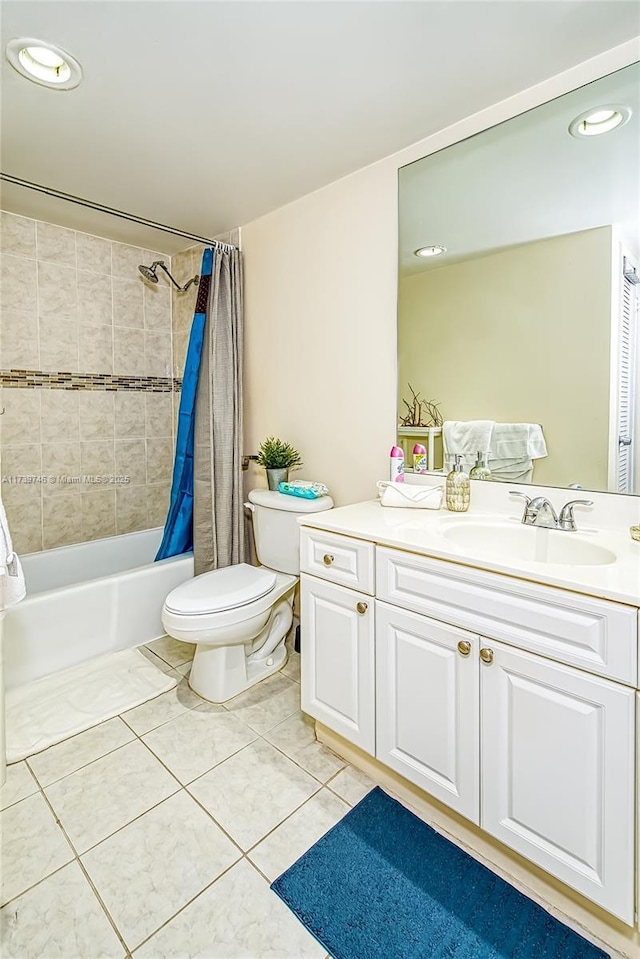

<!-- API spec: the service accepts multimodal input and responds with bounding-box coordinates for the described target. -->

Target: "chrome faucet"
[510,492,593,532]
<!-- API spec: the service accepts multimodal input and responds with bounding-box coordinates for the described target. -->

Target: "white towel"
[444,421,547,474]
[443,421,495,459]
[0,494,26,611]
[377,482,443,509]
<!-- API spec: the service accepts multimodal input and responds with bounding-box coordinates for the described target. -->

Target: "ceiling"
[1,1,639,253]
[399,61,640,276]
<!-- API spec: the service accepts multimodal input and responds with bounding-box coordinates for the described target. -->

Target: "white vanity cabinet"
[299,524,639,925]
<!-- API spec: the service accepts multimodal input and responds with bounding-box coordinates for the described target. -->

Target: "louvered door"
[616,254,638,492]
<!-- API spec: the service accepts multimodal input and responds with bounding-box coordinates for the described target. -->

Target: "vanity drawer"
[376,547,637,685]
[300,529,375,594]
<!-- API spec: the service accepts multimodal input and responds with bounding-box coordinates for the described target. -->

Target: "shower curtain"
[156,245,245,570]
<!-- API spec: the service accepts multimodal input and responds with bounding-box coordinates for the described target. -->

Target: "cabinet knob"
[457,640,471,657]
[323,553,335,566]
[479,647,494,665]
[356,601,368,615]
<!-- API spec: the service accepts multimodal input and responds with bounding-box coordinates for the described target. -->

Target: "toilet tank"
[247,489,333,574]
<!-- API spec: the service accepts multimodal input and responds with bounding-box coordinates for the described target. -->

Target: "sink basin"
[441,522,617,567]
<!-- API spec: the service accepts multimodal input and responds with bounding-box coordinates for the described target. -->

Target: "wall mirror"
[397,61,639,495]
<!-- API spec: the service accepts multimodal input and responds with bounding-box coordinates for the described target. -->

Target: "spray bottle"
[412,443,427,473]
[389,446,405,483]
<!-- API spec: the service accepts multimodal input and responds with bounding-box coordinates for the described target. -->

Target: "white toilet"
[161,488,333,702]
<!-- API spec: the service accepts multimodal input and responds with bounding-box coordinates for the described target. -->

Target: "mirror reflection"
[398,62,639,494]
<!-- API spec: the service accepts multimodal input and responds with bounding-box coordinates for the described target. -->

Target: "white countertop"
[299,499,640,606]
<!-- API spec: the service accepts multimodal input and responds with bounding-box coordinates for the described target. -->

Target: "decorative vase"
[266,467,288,490]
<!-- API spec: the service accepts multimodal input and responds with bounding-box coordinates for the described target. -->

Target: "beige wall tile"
[42,490,83,548]
[146,438,173,484]
[79,391,115,442]
[80,441,116,478]
[2,482,43,553]
[1,388,41,446]
[39,314,79,372]
[112,243,148,279]
[144,284,171,331]
[144,331,171,377]
[37,262,77,319]
[40,391,80,444]
[115,438,146,486]
[172,332,189,377]
[36,222,76,267]
[81,489,116,541]
[114,327,145,375]
[114,391,146,438]
[145,393,173,437]
[113,278,144,329]
[147,483,169,529]
[41,443,81,495]
[0,213,36,259]
[116,485,147,534]
[0,254,37,313]
[79,325,113,374]
[77,272,113,326]
[1,311,39,369]
[1,443,42,479]
[76,233,111,275]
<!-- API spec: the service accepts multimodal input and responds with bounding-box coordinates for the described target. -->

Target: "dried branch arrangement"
[399,383,443,428]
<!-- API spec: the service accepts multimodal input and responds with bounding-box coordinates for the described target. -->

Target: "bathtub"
[3,528,194,690]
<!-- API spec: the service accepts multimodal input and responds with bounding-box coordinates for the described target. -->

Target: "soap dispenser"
[446,454,470,512]
[469,451,493,481]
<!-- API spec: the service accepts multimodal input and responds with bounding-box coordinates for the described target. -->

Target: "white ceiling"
[399,61,640,276]
[1,1,639,253]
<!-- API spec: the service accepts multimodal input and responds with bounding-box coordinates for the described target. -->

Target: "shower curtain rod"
[0,173,237,250]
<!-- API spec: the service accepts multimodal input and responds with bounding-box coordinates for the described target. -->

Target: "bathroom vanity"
[298,489,640,933]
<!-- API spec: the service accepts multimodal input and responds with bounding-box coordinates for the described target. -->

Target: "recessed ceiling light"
[569,105,631,138]
[414,245,447,258]
[5,37,82,90]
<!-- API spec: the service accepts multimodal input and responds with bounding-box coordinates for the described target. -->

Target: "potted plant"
[256,436,303,490]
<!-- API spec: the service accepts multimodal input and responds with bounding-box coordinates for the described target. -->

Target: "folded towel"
[443,420,495,458]
[491,423,547,460]
[0,494,26,611]
[377,481,443,509]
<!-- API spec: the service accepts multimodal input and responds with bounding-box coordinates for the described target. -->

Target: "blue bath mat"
[271,787,608,959]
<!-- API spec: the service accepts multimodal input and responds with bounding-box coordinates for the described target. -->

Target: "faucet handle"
[509,490,531,505]
[558,499,593,531]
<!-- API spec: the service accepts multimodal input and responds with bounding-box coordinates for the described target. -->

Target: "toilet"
[161,488,333,702]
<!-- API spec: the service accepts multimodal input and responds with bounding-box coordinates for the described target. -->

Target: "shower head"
[138,260,199,293]
[138,263,160,283]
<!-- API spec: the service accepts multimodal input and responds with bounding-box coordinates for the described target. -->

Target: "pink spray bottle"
[389,446,405,482]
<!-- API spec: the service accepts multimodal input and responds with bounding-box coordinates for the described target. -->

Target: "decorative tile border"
[0,370,182,393]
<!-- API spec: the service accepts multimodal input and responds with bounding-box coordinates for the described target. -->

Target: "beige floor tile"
[142,704,257,785]
[1,793,74,905]
[188,739,320,850]
[138,645,175,673]
[328,765,375,806]
[120,677,203,735]
[223,673,301,734]
[282,650,301,683]
[249,788,349,882]
[134,859,325,958]
[45,740,179,853]
[146,635,194,668]
[82,791,240,951]
[0,761,38,811]
[265,712,347,783]
[0,861,124,959]
[28,717,135,788]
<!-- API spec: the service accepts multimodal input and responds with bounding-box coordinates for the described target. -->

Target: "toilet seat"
[164,563,277,616]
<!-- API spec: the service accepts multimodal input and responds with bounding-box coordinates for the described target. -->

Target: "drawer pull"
[457,640,471,657]
[323,553,335,566]
[356,601,368,615]
[480,647,494,665]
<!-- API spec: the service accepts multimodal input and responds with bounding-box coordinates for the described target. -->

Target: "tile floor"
[0,636,375,959]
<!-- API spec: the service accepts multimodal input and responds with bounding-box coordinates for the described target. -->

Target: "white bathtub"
[3,528,194,690]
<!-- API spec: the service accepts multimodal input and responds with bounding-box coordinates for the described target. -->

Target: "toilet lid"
[164,564,277,615]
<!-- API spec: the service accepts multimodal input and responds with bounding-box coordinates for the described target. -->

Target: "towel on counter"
[377,481,443,509]
[0,493,26,611]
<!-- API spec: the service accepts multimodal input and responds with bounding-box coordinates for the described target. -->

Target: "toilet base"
[189,640,288,703]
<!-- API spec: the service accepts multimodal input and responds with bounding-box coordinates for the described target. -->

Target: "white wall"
[241,39,639,505]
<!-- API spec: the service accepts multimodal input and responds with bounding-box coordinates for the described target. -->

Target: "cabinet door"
[300,575,375,754]
[376,602,479,823]
[481,640,635,923]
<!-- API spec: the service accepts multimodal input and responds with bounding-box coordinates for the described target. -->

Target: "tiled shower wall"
[0,211,176,553]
